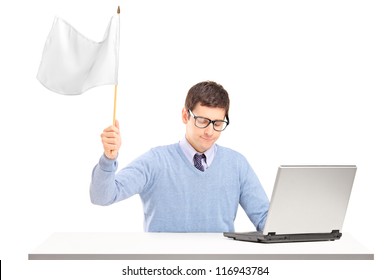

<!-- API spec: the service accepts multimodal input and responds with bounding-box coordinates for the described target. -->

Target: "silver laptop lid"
[263,165,356,235]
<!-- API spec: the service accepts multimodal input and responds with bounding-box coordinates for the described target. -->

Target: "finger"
[102,136,119,148]
[101,134,120,145]
[101,131,119,139]
[107,120,120,132]
[103,126,119,134]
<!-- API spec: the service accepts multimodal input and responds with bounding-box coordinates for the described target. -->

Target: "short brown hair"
[185,81,230,119]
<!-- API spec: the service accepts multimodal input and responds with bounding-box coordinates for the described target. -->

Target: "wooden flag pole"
[112,6,120,126]
[113,84,118,125]
[109,6,120,157]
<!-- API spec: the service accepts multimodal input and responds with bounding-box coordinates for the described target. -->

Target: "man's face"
[182,104,226,153]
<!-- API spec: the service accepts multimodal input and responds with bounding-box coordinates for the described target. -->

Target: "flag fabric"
[37,14,120,95]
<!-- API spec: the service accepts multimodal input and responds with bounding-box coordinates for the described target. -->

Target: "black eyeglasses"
[188,110,229,132]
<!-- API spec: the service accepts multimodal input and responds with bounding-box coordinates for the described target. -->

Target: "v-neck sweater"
[90,143,269,232]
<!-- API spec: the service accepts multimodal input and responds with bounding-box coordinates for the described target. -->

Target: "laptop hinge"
[331,230,342,238]
[268,230,340,235]
[265,230,342,239]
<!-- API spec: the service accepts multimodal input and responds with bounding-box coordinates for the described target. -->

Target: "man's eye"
[197,118,209,125]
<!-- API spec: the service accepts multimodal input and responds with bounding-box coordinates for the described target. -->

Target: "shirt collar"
[179,136,217,167]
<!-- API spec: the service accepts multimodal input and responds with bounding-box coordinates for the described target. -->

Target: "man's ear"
[182,107,189,124]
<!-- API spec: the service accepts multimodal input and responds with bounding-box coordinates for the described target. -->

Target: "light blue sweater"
[90,143,269,232]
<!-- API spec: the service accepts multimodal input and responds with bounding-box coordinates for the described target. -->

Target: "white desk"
[28,232,374,260]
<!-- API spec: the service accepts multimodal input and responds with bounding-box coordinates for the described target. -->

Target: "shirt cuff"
[98,154,118,172]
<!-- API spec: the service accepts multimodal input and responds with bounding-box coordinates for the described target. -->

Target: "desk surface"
[28,232,374,260]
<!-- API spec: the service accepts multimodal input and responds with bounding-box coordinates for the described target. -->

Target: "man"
[90,81,269,232]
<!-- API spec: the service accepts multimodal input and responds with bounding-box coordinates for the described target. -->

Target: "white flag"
[37,14,120,95]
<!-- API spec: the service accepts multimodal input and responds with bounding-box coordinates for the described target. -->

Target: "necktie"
[193,153,206,172]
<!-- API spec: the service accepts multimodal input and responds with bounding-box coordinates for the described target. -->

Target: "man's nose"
[204,124,214,136]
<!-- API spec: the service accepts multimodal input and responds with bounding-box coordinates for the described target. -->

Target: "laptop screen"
[263,165,356,235]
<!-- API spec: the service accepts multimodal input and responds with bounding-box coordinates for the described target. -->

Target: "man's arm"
[90,155,119,205]
[90,120,122,205]
[239,159,269,231]
[90,121,152,205]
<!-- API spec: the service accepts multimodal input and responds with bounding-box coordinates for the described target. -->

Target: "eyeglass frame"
[187,109,230,132]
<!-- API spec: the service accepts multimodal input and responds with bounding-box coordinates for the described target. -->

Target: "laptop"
[224,165,356,243]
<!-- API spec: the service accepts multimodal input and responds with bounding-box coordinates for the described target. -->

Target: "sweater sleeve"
[238,157,270,231]
[90,151,156,206]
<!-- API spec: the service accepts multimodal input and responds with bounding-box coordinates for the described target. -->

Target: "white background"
[0,0,389,279]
